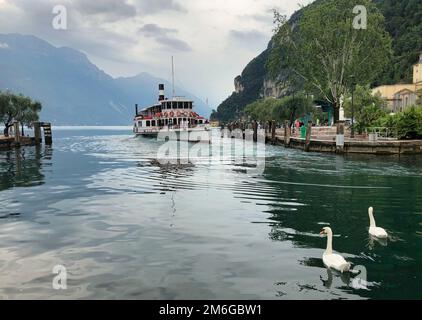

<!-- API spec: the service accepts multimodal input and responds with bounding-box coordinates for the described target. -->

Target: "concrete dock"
[224,122,422,155]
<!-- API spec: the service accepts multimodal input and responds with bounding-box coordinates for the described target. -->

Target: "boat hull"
[134,128,211,143]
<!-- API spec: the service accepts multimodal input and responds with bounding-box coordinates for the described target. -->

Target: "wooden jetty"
[0,121,52,150]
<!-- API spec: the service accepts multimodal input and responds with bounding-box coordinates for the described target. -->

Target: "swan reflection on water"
[320,265,380,291]
[320,267,352,289]
[367,235,389,250]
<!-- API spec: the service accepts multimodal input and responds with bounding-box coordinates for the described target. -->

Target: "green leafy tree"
[355,104,387,134]
[245,98,277,123]
[343,84,387,132]
[0,91,42,136]
[210,109,218,121]
[272,95,314,125]
[270,0,392,123]
[373,106,422,140]
[394,106,422,140]
[245,95,314,125]
[0,91,18,137]
[19,100,42,136]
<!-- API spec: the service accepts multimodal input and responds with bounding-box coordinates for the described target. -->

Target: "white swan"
[368,207,388,239]
[320,227,351,273]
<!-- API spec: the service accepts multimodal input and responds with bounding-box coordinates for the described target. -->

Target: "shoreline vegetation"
[212,0,422,149]
[241,90,422,141]
[0,91,43,150]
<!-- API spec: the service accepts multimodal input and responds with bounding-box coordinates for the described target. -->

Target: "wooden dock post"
[336,121,345,154]
[42,122,53,145]
[305,121,312,152]
[253,121,258,142]
[271,120,276,145]
[13,121,21,145]
[284,120,291,147]
[34,122,42,144]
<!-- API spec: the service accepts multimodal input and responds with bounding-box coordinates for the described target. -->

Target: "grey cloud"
[249,13,273,24]
[73,0,137,21]
[159,37,191,52]
[138,23,177,37]
[134,0,187,15]
[228,29,269,52]
[0,0,137,64]
[229,29,267,43]
[238,11,274,25]
[138,23,192,52]
[9,0,137,22]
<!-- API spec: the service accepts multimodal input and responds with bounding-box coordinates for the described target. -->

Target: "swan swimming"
[368,207,388,239]
[320,227,351,273]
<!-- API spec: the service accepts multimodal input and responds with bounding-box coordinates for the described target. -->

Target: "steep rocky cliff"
[213,5,305,123]
[212,46,270,122]
[234,76,245,94]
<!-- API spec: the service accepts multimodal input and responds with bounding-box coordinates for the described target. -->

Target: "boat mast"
[171,56,175,98]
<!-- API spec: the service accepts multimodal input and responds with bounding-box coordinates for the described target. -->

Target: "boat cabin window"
[146,121,151,127]
[152,120,156,127]
[138,121,142,127]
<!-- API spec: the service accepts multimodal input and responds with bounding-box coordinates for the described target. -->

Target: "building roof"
[395,88,416,95]
[140,104,161,112]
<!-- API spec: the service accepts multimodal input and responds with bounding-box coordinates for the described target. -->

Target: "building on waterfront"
[392,89,418,112]
[210,120,220,128]
[373,52,422,112]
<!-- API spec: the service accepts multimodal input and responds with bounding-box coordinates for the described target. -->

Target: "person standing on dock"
[295,119,300,135]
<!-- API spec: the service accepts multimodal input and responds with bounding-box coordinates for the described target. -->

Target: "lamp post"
[350,76,356,139]
[291,91,296,128]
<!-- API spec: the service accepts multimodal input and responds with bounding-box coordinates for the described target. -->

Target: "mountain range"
[0,33,211,125]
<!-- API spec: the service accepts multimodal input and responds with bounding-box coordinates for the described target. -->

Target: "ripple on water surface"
[0,128,421,299]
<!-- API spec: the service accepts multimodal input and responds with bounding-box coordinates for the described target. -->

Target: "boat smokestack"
[135,104,138,115]
[159,84,165,101]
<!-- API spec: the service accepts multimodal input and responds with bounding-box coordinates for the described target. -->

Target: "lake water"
[0,127,421,299]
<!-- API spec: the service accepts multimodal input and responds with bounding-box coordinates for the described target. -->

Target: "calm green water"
[0,127,421,300]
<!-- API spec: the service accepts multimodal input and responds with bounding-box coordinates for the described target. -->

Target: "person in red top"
[295,120,301,135]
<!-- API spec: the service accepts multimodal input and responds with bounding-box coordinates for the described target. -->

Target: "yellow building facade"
[373,52,422,112]
[414,56,422,84]
[210,120,220,128]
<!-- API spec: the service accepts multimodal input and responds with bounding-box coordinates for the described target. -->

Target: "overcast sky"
[0,0,313,108]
